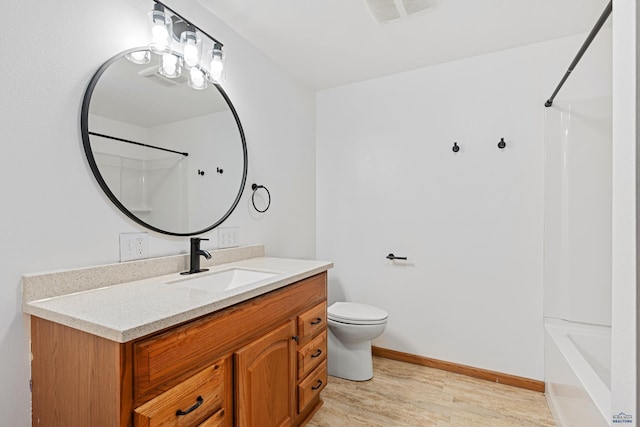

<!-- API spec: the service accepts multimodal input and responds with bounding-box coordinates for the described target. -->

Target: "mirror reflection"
[82,48,247,236]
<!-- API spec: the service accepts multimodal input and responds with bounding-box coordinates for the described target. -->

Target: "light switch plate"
[218,227,239,249]
[119,232,148,262]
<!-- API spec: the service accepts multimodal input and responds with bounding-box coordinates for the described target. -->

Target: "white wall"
[0,0,316,425]
[316,31,611,381]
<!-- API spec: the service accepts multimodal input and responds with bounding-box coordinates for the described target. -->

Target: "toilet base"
[327,327,374,381]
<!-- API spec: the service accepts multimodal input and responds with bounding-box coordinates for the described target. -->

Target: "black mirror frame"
[80,47,248,236]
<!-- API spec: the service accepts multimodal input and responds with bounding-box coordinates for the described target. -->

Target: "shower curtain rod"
[544,0,612,107]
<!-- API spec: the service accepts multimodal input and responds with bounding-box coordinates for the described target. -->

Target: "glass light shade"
[159,53,181,78]
[125,50,150,65]
[208,44,225,83]
[148,6,171,54]
[188,67,208,90]
[180,28,201,68]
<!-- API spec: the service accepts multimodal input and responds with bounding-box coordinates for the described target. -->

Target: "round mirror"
[81,48,247,236]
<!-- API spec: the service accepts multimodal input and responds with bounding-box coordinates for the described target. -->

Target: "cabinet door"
[235,321,296,427]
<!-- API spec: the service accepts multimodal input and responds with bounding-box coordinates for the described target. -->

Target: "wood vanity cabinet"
[30,272,328,427]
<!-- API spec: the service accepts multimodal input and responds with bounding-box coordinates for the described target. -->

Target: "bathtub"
[544,318,611,427]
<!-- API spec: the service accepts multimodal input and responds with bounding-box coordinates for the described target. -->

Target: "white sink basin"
[167,268,278,293]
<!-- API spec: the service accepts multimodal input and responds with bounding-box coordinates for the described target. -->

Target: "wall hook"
[452,142,460,153]
[197,169,205,176]
[498,138,506,149]
[216,167,224,174]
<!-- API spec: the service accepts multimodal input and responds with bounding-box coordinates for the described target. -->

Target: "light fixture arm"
[152,0,223,48]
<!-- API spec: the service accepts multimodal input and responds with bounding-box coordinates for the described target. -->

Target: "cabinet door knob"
[176,395,204,416]
[292,335,299,342]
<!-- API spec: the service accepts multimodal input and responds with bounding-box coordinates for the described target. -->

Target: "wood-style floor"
[308,357,557,427]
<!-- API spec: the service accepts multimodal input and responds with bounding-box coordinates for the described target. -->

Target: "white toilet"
[327,302,388,381]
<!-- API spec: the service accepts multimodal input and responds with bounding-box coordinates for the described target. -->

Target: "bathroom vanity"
[23,248,331,427]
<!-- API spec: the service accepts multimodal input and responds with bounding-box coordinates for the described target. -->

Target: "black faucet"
[181,237,212,275]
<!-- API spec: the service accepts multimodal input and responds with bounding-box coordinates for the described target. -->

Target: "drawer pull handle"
[176,396,204,416]
[310,317,322,325]
[311,380,323,391]
[311,349,323,358]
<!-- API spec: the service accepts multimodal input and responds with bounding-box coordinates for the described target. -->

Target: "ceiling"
[196,0,610,90]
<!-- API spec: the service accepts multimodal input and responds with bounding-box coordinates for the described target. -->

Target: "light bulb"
[148,4,170,54]
[180,26,201,68]
[152,24,168,42]
[159,53,181,78]
[209,43,225,83]
[188,67,207,90]
[184,44,199,67]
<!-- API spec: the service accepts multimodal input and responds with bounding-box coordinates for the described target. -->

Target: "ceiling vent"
[364,0,438,24]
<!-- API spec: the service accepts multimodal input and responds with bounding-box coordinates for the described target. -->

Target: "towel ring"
[251,183,271,213]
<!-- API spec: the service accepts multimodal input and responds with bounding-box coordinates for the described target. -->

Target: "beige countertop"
[23,253,332,343]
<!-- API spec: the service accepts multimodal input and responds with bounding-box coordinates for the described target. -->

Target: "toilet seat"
[328,302,388,325]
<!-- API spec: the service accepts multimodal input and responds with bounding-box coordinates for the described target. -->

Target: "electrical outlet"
[119,232,148,262]
[218,227,239,249]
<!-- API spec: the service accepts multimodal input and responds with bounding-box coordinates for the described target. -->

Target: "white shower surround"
[543,95,613,426]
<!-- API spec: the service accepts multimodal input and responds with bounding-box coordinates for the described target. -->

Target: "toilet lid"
[328,302,388,323]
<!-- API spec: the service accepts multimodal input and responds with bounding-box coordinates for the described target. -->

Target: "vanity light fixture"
[148,3,171,54]
[159,52,181,78]
[144,1,225,88]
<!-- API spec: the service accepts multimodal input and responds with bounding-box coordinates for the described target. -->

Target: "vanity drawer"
[198,407,225,427]
[297,330,327,379]
[297,301,326,343]
[298,361,327,413]
[134,360,225,427]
